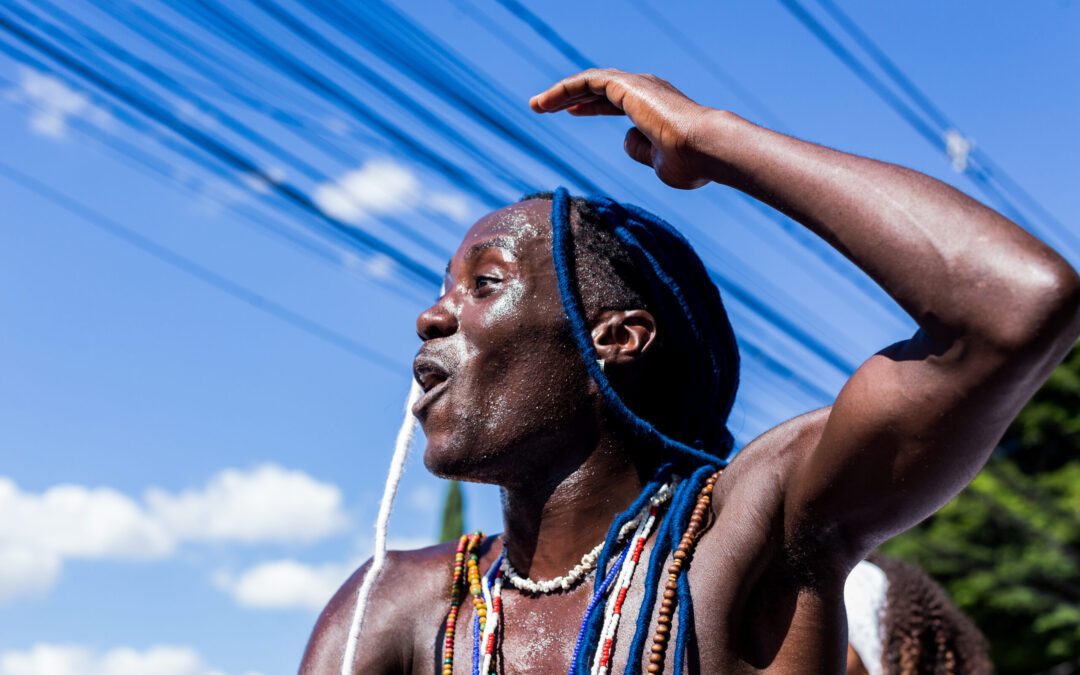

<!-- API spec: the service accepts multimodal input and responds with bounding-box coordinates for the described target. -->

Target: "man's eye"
[474,276,498,291]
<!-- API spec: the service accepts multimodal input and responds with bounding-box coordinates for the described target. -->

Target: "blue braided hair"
[531,187,740,673]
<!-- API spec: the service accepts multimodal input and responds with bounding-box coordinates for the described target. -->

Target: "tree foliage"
[439,479,465,543]
[881,342,1080,673]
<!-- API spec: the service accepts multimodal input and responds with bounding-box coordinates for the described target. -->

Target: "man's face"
[413,199,596,484]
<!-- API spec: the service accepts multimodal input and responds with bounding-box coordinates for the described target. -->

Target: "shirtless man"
[300,68,1080,673]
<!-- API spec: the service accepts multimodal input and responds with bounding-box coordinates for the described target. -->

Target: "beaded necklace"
[645,470,719,674]
[442,478,698,674]
[443,531,487,675]
[502,481,676,595]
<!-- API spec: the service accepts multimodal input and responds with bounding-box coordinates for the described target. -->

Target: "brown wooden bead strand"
[646,470,720,674]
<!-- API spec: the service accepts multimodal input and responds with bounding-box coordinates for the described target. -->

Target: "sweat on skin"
[300,67,1080,674]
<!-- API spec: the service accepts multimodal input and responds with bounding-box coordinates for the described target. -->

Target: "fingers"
[530,68,627,113]
[623,126,654,167]
[567,99,625,117]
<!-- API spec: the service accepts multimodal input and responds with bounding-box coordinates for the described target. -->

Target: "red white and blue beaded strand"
[442,480,676,674]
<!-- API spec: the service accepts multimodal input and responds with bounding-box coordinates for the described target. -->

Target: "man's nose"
[416,297,458,340]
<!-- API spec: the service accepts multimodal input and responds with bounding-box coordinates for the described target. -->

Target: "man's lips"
[412,355,452,416]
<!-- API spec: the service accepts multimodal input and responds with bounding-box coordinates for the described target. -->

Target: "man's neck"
[499,438,648,582]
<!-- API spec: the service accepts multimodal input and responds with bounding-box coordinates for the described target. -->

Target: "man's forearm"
[693,110,1078,351]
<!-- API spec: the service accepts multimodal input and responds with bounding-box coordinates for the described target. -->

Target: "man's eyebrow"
[445,237,517,276]
[464,237,515,262]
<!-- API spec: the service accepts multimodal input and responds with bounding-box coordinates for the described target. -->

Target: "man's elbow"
[988,255,1080,356]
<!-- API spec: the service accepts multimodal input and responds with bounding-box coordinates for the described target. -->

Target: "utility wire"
[0,159,405,374]
[776,0,1079,259]
[812,0,1071,240]
[10,0,456,261]
[0,3,846,399]
[476,1,874,367]
[0,6,443,287]
[627,0,785,132]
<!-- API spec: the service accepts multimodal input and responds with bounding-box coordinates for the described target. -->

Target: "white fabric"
[844,560,889,675]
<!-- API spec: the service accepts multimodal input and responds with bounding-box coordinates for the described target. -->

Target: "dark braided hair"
[868,554,992,675]
[523,188,740,674]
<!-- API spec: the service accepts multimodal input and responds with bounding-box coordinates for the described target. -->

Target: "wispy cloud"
[212,559,353,611]
[313,158,475,225]
[214,536,432,612]
[0,644,262,675]
[0,465,347,605]
[146,464,347,545]
[5,67,111,140]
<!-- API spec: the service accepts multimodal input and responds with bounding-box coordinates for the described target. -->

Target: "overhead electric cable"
[488,0,907,332]
[0,159,405,374]
[776,0,1079,258]
[0,7,443,286]
[492,0,591,71]
[0,2,851,401]
[626,0,785,132]
[9,0,456,261]
[812,0,1072,240]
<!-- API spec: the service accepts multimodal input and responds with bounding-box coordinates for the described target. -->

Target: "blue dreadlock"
[545,187,740,674]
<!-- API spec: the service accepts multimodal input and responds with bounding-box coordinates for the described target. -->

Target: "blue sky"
[0,1,1077,674]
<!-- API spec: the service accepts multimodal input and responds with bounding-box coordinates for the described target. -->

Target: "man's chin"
[422,439,499,484]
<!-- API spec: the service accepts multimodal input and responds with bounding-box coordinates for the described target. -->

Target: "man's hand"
[530,68,719,190]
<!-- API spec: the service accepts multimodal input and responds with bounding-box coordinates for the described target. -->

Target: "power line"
[776,0,1080,259]
[0,159,406,375]
[0,5,444,287]
[12,0,457,261]
[0,2,853,404]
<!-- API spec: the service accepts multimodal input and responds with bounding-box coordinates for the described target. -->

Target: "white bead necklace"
[501,480,677,594]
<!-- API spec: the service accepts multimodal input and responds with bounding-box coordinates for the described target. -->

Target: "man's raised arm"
[531,68,1080,565]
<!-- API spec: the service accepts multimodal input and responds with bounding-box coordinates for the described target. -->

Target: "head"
[413,190,738,486]
[868,554,992,675]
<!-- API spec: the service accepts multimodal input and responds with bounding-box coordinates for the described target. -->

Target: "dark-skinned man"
[300,68,1080,674]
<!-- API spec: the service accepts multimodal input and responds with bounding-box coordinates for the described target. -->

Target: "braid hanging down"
[547,187,740,674]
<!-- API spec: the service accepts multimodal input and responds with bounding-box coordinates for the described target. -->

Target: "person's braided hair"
[868,553,992,675]
[527,188,740,673]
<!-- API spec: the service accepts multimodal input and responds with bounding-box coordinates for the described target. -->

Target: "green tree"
[881,342,1080,673]
[439,480,465,543]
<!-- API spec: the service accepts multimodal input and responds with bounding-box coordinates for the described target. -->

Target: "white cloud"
[239,167,285,195]
[174,100,219,133]
[0,465,347,605]
[5,68,110,139]
[146,464,347,544]
[0,545,60,605]
[214,536,433,612]
[425,192,472,223]
[213,559,352,611]
[314,159,421,224]
[0,644,262,675]
[0,478,172,560]
[313,159,474,228]
[365,253,394,279]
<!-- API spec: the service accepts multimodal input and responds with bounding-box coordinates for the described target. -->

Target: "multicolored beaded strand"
[647,470,721,674]
[443,530,485,675]
[466,535,488,633]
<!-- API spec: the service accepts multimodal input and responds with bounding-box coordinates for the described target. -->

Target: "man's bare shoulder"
[723,406,832,482]
[300,540,460,674]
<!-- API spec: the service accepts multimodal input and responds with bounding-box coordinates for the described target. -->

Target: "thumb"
[623,126,655,167]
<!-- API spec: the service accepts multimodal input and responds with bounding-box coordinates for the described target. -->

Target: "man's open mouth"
[412,355,452,416]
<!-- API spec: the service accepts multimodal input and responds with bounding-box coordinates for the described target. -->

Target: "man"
[301,69,1080,673]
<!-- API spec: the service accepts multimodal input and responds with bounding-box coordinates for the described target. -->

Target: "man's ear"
[590,309,658,366]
